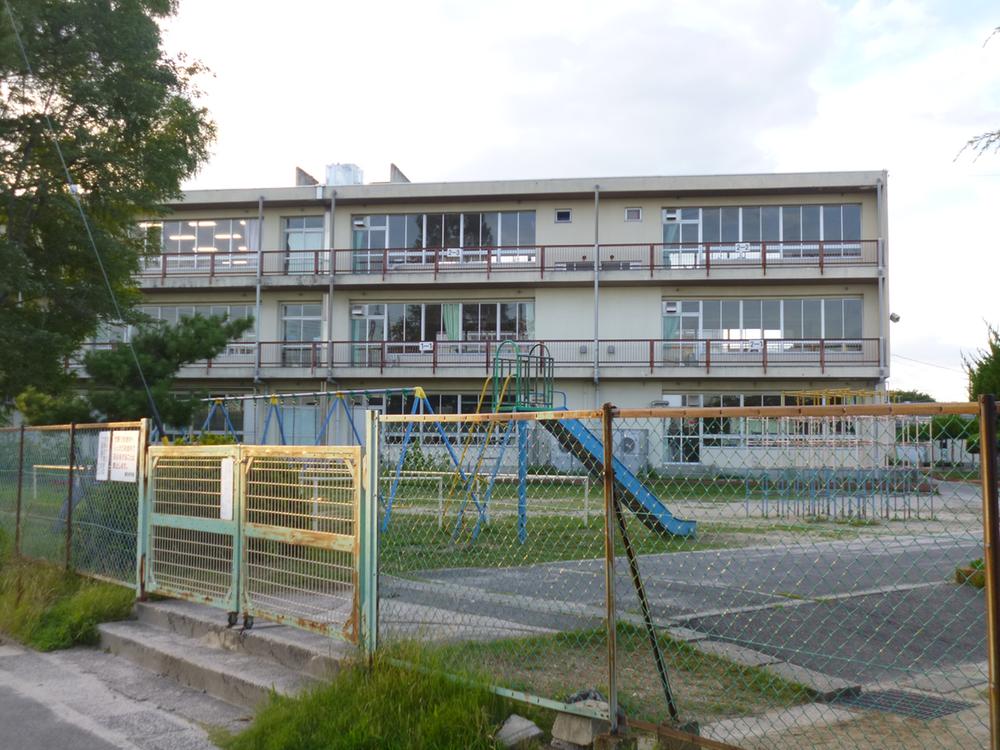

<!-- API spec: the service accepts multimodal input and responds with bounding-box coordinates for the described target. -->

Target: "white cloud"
[161,0,1000,400]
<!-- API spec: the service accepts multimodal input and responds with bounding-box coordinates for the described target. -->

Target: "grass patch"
[426,623,810,724]
[0,535,134,650]
[380,515,860,575]
[215,646,549,750]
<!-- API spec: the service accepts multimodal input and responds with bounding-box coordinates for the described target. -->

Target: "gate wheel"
[227,611,238,628]
[243,615,254,630]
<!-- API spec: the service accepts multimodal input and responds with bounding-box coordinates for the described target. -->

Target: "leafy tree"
[16,314,253,426]
[891,390,936,403]
[965,324,1000,400]
[0,0,214,415]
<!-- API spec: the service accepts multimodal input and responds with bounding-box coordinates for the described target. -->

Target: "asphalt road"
[0,640,247,750]
[381,531,985,685]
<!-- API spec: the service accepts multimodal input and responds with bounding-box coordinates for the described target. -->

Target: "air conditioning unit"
[351,305,365,317]
[614,429,649,474]
[662,301,678,314]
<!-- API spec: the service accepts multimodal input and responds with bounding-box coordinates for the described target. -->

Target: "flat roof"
[170,170,886,210]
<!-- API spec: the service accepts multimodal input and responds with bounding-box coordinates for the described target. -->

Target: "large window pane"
[721,300,740,336]
[803,299,822,338]
[388,215,407,248]
[481,213,499,247]
[802,205,821,240]
[844,299,863,337]
[463,214,481,248]
[462,303,479,338]
[500,212,517,246]
[824,299,843,338]
[424,304,442,340]
[481,303,497,338]
[782,206,801,241]
[444,214,461,247]
[742,207,761,242]
[822,206,842,241]
[843,204,861,240]
[762,206,780,241]
[784,299,802,338]
[387,304,405,341]
[404,304,421,342]
[407,215,424,248]
[702,300,721,335]
[499,303,518,337]
[518,302,534,338]
[426,215,443,247]
[702,208,720,243]
[518,211,536,246]
[743,299,762,335]
[721,207,740,243]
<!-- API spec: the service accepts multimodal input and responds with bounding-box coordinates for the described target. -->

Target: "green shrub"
[217,645,545,750]
[0,558,133,650]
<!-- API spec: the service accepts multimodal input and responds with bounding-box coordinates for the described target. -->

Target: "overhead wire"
[3,0,165,436]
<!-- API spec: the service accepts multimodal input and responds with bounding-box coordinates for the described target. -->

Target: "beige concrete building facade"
[105,168,889,453]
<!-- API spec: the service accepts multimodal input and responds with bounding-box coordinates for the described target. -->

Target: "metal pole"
[65,423,76,571]
[360,409,380,659]
[136,419,150,599]
[980,394,1000,749]
[14,425,24,557]
[601,402,619,734]
[327,189,337,382]
[253,195,264,384]
[593,185,601,409]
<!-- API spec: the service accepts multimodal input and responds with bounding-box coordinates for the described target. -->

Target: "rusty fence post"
[65,423,76,571]
[980,394,1000,750]
[14,425,25,557]
[601,402,619,735]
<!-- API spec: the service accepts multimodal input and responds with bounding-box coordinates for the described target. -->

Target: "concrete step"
[99,617,325,710]
[134,599,354,680]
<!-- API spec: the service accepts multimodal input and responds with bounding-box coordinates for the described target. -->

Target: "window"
[283,216,325,273]
[281,303,323,366]
[154,218,259,256]
[660,204,863,246]
[555,209,572,223]
[662,297,863,340]
[624,207,642,222]
[351,300,535,343]
[351,210,536,269]
[281,303,322,342]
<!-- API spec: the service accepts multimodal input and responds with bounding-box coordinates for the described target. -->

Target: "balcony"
[138,240,880,288]
[73,338,881,379]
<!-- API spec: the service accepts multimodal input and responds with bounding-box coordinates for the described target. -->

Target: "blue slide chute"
[541,417,697,538]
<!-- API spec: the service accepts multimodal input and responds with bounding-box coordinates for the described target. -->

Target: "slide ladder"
[541,416,697,538]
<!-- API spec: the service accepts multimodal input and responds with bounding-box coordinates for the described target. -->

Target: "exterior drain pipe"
[593,184,601,409]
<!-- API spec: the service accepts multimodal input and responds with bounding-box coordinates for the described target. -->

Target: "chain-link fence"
[0,422,147,588]
[374,402,995,748]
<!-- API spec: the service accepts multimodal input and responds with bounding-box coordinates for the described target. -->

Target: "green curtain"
[662,316,680,340]
[443,303,461,341]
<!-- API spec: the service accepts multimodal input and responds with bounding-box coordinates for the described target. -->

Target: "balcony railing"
[74,338,879,374]
[139,240,879,281]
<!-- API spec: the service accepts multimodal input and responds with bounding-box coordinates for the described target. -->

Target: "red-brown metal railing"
[71,338,880,374]
[138,240,880,280]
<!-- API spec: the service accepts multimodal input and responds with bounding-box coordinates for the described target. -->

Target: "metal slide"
[541,417,697,538]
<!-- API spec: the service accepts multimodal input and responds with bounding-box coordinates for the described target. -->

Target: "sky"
[160,0,1000,401]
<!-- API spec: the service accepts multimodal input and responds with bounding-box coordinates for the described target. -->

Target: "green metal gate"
[141,444,363,641]
[143,446,241,617]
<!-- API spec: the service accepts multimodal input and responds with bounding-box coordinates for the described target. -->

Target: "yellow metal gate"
[241,446,361,641]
